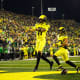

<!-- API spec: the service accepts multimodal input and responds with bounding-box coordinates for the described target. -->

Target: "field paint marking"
[0,71,80,80]
[0,70,6,72]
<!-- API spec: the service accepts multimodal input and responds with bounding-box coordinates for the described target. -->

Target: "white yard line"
[0,56,80,61]
[0,67,75,69]
[25,56,80,60]
[60,61,80,63]
[0,61,80,65]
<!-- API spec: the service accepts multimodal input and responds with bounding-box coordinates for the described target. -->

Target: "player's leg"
[33,51,41,72]
[53,48,64,70]
[65,60,80,73]
[66,60,76,68]
[41,54,53,70]
[53,55,64,70]
[40,40,53,70]
[62,48,80,73]
[33,40,40,72]
[53,55,60,65]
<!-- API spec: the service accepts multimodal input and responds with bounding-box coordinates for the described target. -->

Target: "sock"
[66,60,76,68]
[34,52,41,69]
[41,54,51,64]
[53,55,60,65]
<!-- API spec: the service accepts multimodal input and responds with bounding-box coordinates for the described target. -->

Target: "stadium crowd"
[0,10,80,61]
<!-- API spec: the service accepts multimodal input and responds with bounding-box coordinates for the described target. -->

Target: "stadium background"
[0,0,80,21]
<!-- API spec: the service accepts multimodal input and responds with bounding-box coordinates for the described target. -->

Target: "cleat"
[57,66,64,71]
[33,68,37,72]
[61,69,67,75]
[50,61,53,70]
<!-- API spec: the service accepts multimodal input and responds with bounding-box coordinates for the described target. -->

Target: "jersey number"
[38,31,42,36]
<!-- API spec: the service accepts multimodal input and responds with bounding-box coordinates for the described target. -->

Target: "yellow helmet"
[39,15,47,20]
[58,27,65,33]
[59,27,64,31]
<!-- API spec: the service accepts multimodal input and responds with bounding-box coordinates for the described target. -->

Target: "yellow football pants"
[54,47,69,61]
[35,39,46,52]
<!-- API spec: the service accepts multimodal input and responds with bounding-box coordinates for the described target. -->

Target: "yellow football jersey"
[35,22,50,40]
[57,35,68,47]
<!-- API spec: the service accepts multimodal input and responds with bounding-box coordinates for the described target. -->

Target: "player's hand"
[38,27,42,31]
[39,27,46,32]
[36,27,41,31]
[50,55,53,57]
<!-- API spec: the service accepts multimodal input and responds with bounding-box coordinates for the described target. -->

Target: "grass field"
[0,56,80,80]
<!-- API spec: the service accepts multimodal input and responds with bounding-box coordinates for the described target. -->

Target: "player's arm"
[36,27,46,32]
[26,27,36,32]
[26,28,44,32]
[55,38,68,47]
[40,28,46,32]
[62,38,69,46]
[40,24,50,32]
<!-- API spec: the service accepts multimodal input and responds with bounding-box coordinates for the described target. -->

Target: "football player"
[53,27,80,73]
[31,15,53,72]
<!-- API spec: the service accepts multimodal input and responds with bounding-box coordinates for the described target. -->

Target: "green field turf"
[0,56,80,80]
